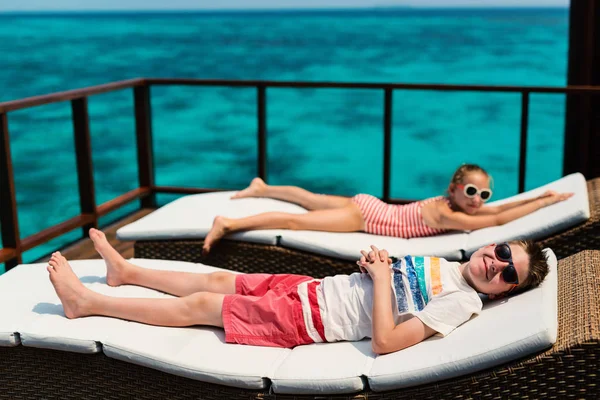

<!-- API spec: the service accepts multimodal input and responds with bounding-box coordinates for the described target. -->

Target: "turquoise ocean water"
[0,8,569,273]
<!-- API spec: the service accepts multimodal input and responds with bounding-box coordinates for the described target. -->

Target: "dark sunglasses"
[456,183,492,201]
[494,243,519,285]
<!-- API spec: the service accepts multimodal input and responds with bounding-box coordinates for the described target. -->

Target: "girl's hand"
[539,191,574,207]
[538,190,558,199]
[356,245,393,280]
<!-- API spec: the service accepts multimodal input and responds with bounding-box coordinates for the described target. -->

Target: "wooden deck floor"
[34,208,156,263]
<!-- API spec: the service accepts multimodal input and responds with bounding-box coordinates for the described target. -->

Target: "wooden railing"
[2,78,600,270]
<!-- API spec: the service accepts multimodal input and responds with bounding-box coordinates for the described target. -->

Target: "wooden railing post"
[518,91,530,193]
[72,97,98,236]
[134,84,156,208]
[564,0,600,178]
[0,113,22,270]
[257,85,267,181]
[383,88,393,202]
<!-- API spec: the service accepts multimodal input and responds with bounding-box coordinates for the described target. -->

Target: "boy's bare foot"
[202,216,232,255]
[89,228,131,286]
[47,252,93,319]
[231,177,267,199]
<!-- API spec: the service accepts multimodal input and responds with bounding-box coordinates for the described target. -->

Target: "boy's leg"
[90,229,236,296]
[203,204,365,254]
[48,252,225,327]
[231,177,352,210]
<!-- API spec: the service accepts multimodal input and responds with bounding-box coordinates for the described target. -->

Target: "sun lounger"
[117,174,596,275]
[0,249,598,399]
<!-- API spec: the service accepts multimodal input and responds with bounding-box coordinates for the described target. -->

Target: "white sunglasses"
[456,183,492,201]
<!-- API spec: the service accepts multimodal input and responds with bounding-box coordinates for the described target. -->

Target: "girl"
[202,164,573,254]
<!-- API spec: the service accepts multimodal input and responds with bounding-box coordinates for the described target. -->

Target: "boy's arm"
[360,245,436,355]
[371,270,436,354]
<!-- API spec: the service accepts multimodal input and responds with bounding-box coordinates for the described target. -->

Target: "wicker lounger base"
[2,251,598,400]
[136,239,357,278]
[540,177,600,259]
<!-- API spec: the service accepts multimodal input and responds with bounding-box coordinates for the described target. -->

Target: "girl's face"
[448,171,491,214]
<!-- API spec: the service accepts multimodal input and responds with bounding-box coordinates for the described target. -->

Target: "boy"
[48,228,548,354]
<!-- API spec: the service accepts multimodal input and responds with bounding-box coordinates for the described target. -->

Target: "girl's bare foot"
[89,228,132,286]
[231,177,267,199]
[202,216,232,255]
[47,252,93,319]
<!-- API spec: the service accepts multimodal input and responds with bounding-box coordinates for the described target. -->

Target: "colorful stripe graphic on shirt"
[393,267,409,312]
[392,256,444,314]
[430,257,442,295]
[413,256,429,304]
[404,256,425,311]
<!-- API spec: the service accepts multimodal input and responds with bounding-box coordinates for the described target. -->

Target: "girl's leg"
[47,252,225,327]
[231,177,352,210]
[203,203,364,253]
[89,228,236,296]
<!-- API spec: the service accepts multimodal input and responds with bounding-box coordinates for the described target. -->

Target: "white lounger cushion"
[1,259,289,390]
[116,173,589,261]
[278,231,467,261]
[0,253,558,394]
[271,340,374,394]
[0,264,39,346]
[117,191,306,246]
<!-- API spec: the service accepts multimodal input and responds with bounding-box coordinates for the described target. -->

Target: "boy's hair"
[450,164,492,186]
[510,239,549,293]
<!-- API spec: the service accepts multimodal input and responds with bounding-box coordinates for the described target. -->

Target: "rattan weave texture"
[540,177,600,259]
[1,251,598,400]
[136,239,356,278]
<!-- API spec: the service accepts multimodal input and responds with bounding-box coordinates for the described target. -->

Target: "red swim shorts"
[222,274,316,348]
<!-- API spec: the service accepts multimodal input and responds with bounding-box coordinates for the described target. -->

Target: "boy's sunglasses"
[495,243,519,285]
[456,183,492,202]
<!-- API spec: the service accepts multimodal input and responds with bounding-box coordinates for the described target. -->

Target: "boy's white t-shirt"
[317,256,483,342]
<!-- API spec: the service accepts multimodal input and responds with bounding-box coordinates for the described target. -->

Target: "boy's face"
[464,243,530,298]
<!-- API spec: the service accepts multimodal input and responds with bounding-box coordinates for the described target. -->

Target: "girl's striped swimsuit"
[351,194,449,238]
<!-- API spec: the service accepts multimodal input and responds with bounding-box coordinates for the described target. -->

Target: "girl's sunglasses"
[456,183,492,202]
[495,243,519,285]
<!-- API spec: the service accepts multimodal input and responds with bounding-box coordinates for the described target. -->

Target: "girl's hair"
[450,164,490,185]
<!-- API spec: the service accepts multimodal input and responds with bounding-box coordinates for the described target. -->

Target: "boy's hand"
[357,245,393,279]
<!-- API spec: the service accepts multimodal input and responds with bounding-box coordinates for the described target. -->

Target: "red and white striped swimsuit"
[351,194,449,238]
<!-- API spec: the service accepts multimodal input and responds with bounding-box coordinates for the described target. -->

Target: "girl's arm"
[439,192,573,231]
[478,190,573,215]
[359,246,436,355]
[477,197,540,215]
